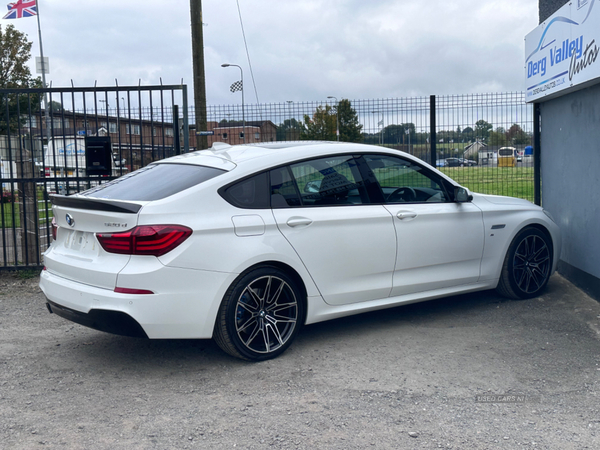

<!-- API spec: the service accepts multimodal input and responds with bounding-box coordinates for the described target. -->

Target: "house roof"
[215,120,276,129]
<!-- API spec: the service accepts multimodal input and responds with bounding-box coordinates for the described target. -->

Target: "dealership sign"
[525,0,600,102]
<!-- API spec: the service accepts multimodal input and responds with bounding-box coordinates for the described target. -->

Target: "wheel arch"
[496,223,556,299]
[518,223,557,268]
[522,223,553,247]
[502,222,558,275]
[218,260,310,327]
[482,216,560,287]
[212,260,310,360]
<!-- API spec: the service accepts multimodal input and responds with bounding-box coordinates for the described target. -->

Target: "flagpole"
[35,0,50,145]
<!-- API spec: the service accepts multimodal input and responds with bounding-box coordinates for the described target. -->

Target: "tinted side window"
[221,172,270,209]
[289,155,368,207]
[270,166,302,208]
[84,163,225,201]
[363,155,450,203]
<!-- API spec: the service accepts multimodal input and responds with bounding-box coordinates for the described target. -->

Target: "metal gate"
[1,84,189,270]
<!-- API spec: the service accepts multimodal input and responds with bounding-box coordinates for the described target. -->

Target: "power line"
[235,0,262,120]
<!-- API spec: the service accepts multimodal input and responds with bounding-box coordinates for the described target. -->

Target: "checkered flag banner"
[230,80,243,93]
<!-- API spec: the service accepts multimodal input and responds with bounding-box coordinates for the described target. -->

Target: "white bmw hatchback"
[40,142,560,361]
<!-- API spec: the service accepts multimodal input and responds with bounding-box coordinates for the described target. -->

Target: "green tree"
[461,126,475,141]
[336,99,362,142]
[488,127,508,146]
[507,123,531,145]
[300,105,336,141]
[474,120,493,141]
[379,122,417,146]
[0,24,43,133]
[382,124,403,144]
[276,118,302,141]
[436,129,455,143]
[49,100,64,113]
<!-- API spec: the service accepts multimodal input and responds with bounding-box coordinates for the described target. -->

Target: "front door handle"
[286,217,313,228]
[396,211,417,220]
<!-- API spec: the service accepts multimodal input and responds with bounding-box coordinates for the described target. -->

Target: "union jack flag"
[3,0,37,19]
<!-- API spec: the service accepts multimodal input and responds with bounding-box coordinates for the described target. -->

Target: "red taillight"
[51,217,58,240]
[96,225,192,257]
[44,167,50,177]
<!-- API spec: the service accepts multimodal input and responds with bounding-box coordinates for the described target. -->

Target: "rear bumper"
[39,266,236,339]
[46,300,148,338]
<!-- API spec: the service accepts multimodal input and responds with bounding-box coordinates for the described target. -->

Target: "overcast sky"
[2,0,540,105]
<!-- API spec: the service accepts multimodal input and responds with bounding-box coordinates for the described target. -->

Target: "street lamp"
[115,95,126,115]
[221,63,245,143]
[327,96,339,142]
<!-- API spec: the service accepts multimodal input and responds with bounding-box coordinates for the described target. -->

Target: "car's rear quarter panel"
[138,184,322,298]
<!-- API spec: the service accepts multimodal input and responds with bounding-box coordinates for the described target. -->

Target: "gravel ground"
[1,271,600,450]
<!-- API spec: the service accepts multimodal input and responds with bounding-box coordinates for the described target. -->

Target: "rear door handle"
[286,217,313,228]
[396,211,417,220]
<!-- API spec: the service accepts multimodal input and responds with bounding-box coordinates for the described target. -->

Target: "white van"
[1,159,17,190]
[43,138,87,178]
[43,137,126,194]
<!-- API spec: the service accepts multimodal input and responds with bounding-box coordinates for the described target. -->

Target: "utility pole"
[190,0,208,150]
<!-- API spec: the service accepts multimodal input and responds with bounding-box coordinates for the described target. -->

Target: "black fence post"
[533,102,541,206]
[173,105,181,155]
[430,95,437,167]
[16,147,39,265]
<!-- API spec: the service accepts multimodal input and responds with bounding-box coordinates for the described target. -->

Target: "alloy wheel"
[512,234,551,294]
[235,275,298,354]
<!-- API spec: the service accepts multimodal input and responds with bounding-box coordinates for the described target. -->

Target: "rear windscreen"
[83,164,226,201]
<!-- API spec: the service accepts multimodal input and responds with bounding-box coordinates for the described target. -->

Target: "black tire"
[497,227,553,299]
[214,266,305,361]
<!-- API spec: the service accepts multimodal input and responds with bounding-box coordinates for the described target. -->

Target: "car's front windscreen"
[83,163,226,201]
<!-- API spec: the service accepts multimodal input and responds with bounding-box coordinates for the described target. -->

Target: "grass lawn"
[1,192,53,229]
[441,166,534,202]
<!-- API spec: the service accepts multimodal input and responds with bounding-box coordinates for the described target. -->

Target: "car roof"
[161,141,416,170]
[155,141,459,186]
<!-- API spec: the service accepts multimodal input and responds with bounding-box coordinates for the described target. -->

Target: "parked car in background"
[445,158,462,167]
[40,141,560,361]
[446,158,477,167]
[458,158,478,166]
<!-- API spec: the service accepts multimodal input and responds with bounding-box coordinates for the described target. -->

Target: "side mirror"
[454,186,473,203]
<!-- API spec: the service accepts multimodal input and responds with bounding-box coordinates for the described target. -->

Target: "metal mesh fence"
[1,85,187,270]
[1,89,534,269]
[198,92,534,201]
[434,92,534,201]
